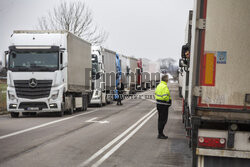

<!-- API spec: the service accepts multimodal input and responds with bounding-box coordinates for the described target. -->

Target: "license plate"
[26,107,39,111]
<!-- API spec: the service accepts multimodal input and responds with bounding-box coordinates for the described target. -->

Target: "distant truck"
[4,30,92,117]
[128,57,138,94]
[148,61,160,88]
[120,54,130,94]
[90,46,116,106]
[141,58,150,90]
[179,1,250,166]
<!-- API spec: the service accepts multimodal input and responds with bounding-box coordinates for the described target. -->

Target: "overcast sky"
[0,0,193,63]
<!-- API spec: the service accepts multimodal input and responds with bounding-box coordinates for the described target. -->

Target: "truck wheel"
[82,95,87,111]
[68,104,74,115]
[10,112,19,118]
[67,95,74,115]
[58,104,65,117]
[103,96,107,106]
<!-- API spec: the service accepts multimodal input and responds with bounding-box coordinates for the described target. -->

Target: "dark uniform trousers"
[157,103,170,135]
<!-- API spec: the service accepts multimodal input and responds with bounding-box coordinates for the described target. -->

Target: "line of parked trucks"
[1,30,160,118]
[178,0,250,166]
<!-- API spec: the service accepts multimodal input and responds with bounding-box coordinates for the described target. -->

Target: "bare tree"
[37,1,108,44]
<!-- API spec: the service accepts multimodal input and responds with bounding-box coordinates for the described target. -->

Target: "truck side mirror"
[60,52,63,65]
[96,72,101,80]
[60,52,68,70]
[0,61,2,71]
[4,51,9,70]
[181,44,190,59]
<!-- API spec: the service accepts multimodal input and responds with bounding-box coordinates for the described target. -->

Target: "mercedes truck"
[5,30,92,117]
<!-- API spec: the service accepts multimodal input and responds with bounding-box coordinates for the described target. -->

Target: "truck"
[141,58,150,90]
[4,30,92,117]
[136,58,142,91]
[120,54,130,94]
[179,1,250,166]
[178,10,193,98]
[148,61,160,88]
[128,57,138,94]
[90,46,116,106]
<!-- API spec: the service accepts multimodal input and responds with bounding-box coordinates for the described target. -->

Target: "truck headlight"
[51,91,59,100]
[8,91,16,100]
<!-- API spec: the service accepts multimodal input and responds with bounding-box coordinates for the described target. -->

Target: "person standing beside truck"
[155,75,172,139]
[117,80,124,105]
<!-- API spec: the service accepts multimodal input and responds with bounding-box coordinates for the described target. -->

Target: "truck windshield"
[9,51,59,72]
[92,54,99,79]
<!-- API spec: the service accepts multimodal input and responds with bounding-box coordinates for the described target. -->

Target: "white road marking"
[0,109,99,140]
[92,110,157,167]
[79,108,156,167]
[86,117,109,124]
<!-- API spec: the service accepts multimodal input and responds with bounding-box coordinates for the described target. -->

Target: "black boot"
[157,134,168,139]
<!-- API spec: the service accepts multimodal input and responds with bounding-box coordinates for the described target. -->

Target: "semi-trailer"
[148,61,160,88]
[120,54,130,94]
[128,57,138,94]
[141,58,151,90]
[136,58,142,91]
[179,1,250,166]
[90,46,116,106]
[5,30,92,117]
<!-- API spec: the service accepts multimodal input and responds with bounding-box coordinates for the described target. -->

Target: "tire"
[67,95,74,115]
[82,95,88,111]
[10,112,19,118]
[58,104,65,117]
[68,104,74,115]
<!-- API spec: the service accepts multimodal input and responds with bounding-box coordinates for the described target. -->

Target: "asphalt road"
[0,83,191,167]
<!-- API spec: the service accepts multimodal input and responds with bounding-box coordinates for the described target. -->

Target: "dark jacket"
[117,82,124,94]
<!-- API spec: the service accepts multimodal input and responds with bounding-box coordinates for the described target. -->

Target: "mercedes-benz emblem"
[29,78,37,88]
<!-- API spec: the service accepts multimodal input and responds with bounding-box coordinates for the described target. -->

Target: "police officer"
[155,75,172,139]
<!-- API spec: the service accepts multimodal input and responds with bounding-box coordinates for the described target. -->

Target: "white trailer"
[148,61,160,88]
[5,30,92,117]
[90,46,116,106]
[180,1,250,166]
[120,54,130,94]
[128,57,138,94]
[141,58,150,90]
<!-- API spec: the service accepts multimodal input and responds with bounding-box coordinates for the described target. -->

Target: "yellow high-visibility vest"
[155,81,171,102]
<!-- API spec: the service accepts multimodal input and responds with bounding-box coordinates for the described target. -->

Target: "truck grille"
[19,102,48,110]
[14,80,52,99]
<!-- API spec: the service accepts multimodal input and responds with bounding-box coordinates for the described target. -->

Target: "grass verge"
[0,83,7,114]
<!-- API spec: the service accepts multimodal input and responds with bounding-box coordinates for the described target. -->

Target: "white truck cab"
[90,46,115,106]
[6,30,91,117]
